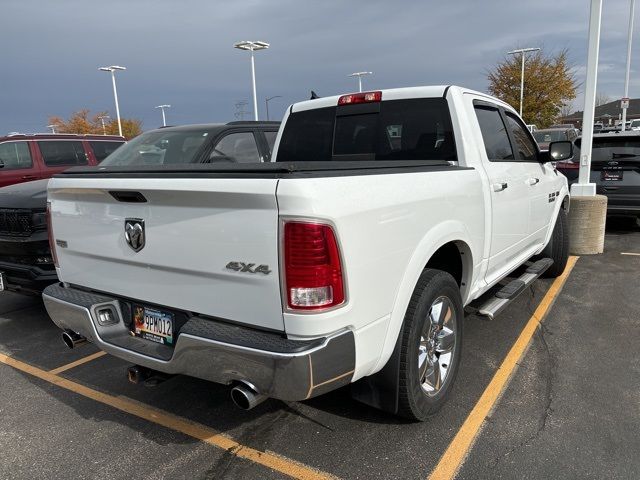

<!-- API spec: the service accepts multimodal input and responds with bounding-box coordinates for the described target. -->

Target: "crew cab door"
[473,102,532,279]
[501,111,556,243]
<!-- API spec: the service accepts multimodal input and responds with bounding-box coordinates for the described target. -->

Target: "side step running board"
[477,258,554,320]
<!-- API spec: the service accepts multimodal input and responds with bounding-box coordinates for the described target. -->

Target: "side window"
[89,141,124,162]
[264,131,278,153]
[474,106,514,161]
[38,141,87,166]
[0,141,33,170]
[504,113,537,161]
[211,132,261,163]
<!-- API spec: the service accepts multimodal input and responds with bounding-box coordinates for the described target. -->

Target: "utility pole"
[622,0,636,131]
[507,47,541,117]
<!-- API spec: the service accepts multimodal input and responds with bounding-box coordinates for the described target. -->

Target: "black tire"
[397,269,464,421]
[541,208,569,278]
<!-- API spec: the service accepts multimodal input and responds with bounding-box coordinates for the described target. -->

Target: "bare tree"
[595,92,611,107]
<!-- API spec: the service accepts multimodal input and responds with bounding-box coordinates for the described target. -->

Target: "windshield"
[276,98,457,162]
[533,130,567,143]
[100,129,211,166]
[630,120,640,128]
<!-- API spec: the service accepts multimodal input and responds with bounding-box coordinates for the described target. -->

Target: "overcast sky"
[1,0,638,134]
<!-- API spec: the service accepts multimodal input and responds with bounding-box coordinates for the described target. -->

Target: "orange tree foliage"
[487,49,577,127]
[47,110,142,139]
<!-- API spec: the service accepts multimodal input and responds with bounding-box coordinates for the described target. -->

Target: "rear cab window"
[0,141,33,170]
[276,97,457,162]
[100,129,211,166]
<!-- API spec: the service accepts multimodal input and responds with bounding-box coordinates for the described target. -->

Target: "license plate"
[0,272,4,292]
[132,306,174,345]
[602,169,623,181]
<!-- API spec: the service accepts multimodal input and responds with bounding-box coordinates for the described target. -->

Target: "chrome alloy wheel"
[417,295,457,396]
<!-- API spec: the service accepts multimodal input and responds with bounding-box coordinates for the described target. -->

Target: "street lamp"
[98,65,126,137]
[155,105,171,127]
[507,48,540,117]
[46,124,58,134]
[234,41,269,121]
[348,71,372,93]
[97,115,110,135]
[265,95,282,121]
[622,0,636,131]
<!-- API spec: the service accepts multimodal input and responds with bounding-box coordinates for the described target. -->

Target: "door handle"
[527,177,540,186]
[492,182,508,192]
[21,175,37,180]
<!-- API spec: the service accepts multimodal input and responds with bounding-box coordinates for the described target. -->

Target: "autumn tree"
[47,110,142,139]
[487,49,577,127]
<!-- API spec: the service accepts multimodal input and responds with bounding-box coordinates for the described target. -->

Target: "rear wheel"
[397,269,464,421]
[541,208,569,278]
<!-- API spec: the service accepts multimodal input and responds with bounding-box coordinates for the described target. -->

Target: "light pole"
[46,124,58,134]
[234,41,269,121]
[622,0,636,131]
[265,95,282,121]
[97,115,110,135]
[507,47,540,117]
[155,105,171,127]
[98,65,126,137]
[348,71,372,92]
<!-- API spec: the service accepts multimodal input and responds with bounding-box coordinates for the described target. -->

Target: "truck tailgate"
[47,177,284,331]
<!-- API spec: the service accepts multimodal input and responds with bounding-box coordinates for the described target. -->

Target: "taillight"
[46,202,59,268]
[555,160,579,170]
[283,221,345,310]
[338,91,382,106]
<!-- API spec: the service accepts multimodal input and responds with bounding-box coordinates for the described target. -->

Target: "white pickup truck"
[43,86,572,420]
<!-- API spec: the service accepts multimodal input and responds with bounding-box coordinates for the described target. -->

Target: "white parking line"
[621,252,640,256]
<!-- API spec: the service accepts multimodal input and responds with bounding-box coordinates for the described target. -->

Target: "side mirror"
[545,141,573,162]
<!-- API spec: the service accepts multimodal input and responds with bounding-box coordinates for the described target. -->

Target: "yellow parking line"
[49,351,107,375]
[428,256,579,480]
[0,352,335,480]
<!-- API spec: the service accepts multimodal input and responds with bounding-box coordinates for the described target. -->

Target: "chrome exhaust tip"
[62,329,87,349]
[230,382,267,410]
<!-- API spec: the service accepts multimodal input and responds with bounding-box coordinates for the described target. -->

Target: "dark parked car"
[555,131,640,217]
[0,121,279,295]
[0,133,125,188]
[533,127,579,151]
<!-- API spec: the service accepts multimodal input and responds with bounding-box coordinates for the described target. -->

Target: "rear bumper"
[42,283,355,401]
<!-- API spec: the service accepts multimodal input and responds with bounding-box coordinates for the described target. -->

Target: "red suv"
[0,133,125,188]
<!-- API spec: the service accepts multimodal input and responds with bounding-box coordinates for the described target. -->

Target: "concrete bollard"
[568,195,608,255]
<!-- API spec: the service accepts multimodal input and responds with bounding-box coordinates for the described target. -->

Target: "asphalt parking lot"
[1,219,639,480]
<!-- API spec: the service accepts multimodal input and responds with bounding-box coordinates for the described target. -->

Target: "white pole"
[250,49,258,121]
[358,76,363,93]
[111,71,123,137]
[519,53,525,117]
[161,107,167,127]
[622,0,635,132]
[572,0,602,197]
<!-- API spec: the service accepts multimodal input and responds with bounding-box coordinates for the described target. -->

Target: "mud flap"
[350,326,403,414]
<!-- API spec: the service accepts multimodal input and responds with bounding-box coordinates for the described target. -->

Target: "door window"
[504,113,538,161]
[89,141,125,162]
[38,141,87,166]
[474,106,514,161]
[211,132,261,163]
[0,141,32,170]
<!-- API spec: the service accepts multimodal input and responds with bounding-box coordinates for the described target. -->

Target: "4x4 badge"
[225,262,271,275]
[124,219,145,252]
